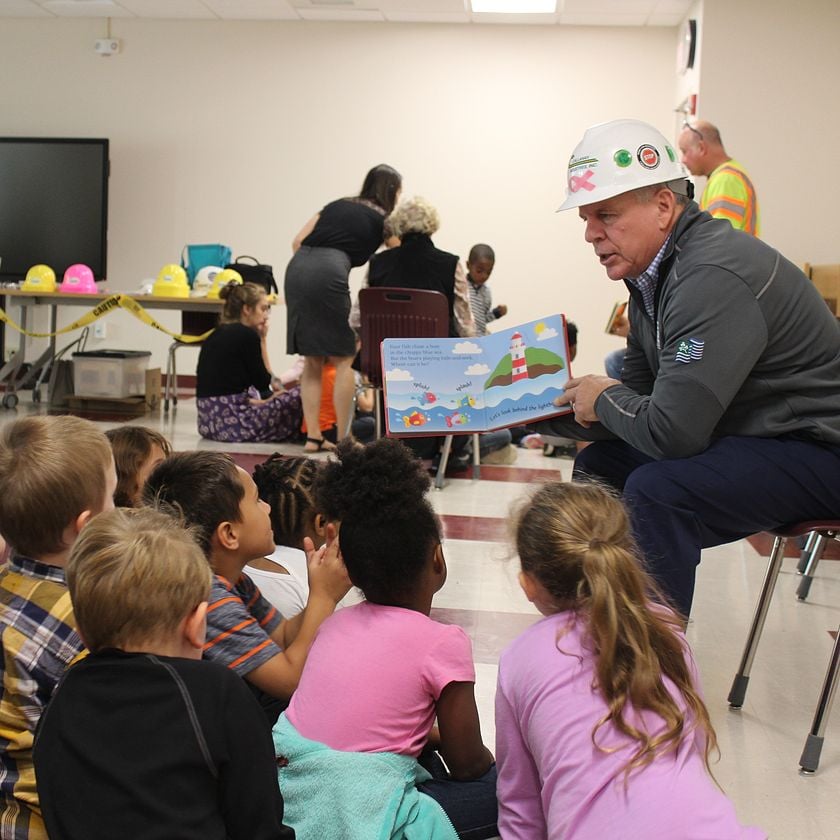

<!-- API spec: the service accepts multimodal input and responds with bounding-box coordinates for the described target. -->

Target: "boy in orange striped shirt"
[144,451,349,725]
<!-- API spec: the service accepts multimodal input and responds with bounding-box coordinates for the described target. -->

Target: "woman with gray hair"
[367,196,476,338]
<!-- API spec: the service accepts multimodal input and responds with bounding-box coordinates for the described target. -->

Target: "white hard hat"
[558,119,690,211]
[192,265,222,297]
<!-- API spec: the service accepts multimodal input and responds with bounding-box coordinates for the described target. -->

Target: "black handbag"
[225,255,278,296]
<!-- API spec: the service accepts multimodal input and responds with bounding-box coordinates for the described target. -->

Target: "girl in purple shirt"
[496,482,766,840]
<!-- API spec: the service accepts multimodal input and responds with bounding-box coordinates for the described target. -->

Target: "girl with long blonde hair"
[495,481,765,839]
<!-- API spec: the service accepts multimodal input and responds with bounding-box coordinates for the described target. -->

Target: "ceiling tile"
[0,0,53,16]
[203,0,299,20]
[296,7,384,21]
[41,0,133,17]
[384,11,469,23]
[119,0,214,18]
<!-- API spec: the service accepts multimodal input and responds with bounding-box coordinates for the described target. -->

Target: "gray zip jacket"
[594,202,840,459]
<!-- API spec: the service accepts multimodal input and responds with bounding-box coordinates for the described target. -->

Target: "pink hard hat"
[60,263,98,294]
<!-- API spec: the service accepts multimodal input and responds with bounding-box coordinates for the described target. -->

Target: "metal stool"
[164,340,202,413]
[163,310,216,413]
[727,520,840,773]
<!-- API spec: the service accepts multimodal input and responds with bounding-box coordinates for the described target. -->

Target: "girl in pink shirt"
[282,438,497,838]
[496,481,766,840]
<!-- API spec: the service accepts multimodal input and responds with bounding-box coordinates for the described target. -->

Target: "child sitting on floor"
[247,453,361,619]
[33,507,294,840]
[247,454,321,618]
[105,425,171,507]
[496,481,766,839]
[0,416,116,839]
[143,451,350,725]
[274,438,497,840]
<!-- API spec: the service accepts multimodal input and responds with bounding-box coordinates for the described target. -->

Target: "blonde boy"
[0,416,115,840]
[33,508,293,840]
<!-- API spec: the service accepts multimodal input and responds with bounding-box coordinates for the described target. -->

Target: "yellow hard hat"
[207,268,243,299]
[21,264,57,293]
[153,263,190,298]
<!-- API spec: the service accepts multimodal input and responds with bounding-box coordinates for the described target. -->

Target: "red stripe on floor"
[440,514,508,542]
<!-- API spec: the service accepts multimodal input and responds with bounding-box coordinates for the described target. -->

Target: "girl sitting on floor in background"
[273,438,498,840]
[496,481,766,840]
[105,426,171,507]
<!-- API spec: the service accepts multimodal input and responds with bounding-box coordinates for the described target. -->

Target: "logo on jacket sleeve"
[675,338,705,364]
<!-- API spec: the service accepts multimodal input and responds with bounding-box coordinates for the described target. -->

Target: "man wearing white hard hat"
[538,118,840,619]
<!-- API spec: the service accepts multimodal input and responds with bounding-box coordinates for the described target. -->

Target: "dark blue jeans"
[417,749,498,840]
[573,435,840,618]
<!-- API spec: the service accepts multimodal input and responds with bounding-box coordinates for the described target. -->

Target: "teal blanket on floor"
[273,714,458,840]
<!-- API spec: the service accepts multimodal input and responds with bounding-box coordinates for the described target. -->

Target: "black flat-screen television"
[0,137,109,283]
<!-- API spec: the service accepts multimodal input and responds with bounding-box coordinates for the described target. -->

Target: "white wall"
[0,18,676,377]
[695,0,840,261]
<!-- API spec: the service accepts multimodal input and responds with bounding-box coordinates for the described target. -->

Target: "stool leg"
[728,536,787,709]
[796,534,825,602]
[435,436,454,491]
[164,345,175,413]
[374,388,382,440]
[472,433,481,481]
[799,625,840,774]
[171,346,178,409]
[797,531,818,574]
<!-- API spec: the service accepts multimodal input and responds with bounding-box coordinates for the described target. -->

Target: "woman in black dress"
[284,164,401,452]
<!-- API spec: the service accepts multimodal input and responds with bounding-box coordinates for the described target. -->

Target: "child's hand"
[494,304,508,318]
[303,524,352,604]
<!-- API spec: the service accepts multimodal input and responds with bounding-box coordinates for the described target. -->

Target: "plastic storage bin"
[72,350,152,399]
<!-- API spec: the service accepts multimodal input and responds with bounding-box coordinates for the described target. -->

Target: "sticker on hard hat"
[568,155,598,170]
[637,145,660,169]
[569,169,596,193]
[614,149,633,168]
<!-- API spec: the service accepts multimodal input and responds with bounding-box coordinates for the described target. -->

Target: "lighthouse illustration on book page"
[510,332,529,382]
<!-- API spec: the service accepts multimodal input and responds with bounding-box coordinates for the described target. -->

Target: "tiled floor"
[4,397,839,838]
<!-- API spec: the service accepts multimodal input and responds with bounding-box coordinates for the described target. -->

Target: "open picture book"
[381,314,573,436]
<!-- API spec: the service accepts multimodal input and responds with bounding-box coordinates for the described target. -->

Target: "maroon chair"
[358,287,479,487]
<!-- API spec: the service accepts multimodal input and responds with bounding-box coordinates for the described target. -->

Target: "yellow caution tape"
[0,293,213,343]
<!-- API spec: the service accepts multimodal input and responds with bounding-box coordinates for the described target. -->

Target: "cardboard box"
[804,263,840,317]
[145,367,161,410]
[72,350,152,399]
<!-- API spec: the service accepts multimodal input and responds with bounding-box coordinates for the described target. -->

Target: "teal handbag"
[180,243,232,287]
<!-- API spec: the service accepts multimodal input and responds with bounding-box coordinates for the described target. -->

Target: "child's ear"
[313,513,327,538]
[214,520,240,552]
[518,570,540,603]
[74,509,95,534]
[183,602,208,651]
[62,508,95,549]
[432,543,446,576]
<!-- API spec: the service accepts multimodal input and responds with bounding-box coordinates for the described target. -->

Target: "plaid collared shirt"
[0,555,84,838]
[627,236,671,319]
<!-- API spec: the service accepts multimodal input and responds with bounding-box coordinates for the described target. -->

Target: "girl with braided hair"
[245,454,326,619]
[496,481,764,839]
[274,438,498,839]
